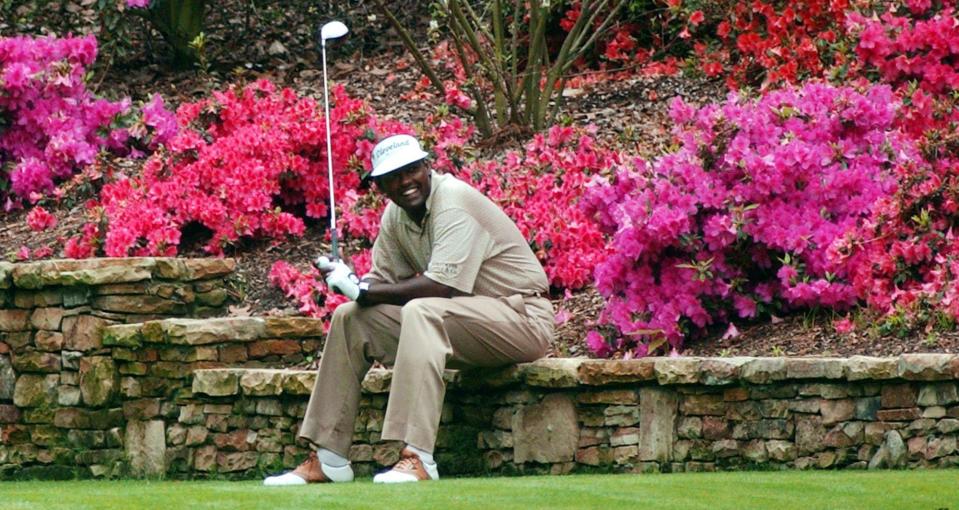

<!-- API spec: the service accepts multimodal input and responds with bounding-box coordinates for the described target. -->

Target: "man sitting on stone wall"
[264,134,555,485]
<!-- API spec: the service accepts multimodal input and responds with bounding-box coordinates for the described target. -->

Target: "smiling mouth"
[402,188,418,197]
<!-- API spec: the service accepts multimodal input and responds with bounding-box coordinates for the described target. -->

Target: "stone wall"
[2,258,959,479]
[178,356,959,478]
[0,258,251,478]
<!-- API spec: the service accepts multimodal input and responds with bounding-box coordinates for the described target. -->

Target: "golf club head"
[319,21,349,46]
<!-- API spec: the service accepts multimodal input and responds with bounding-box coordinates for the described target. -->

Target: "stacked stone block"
[2,258,959,480]
[171,355,959,478]
[0,258,243,478]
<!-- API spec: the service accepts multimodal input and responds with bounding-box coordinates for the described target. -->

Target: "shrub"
[64,79,374,257]
[0,35,172,210]
[451,125,621,290]
[583,82,913,356]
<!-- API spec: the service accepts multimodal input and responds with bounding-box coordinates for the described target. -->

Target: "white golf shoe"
[372,448,439,484]
[263,451,354,486]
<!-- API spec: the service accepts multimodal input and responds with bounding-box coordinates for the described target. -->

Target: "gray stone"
[766,440,797,462]
[712,439,740,458]
[799,383,848,399]
[240,370,284,396]
[677,417,703,439]
[30,307,64,330]
[924,436,957,460]
[604,405,640,426]
[512,394,579,463]
[362,368,392,394]
[898,354,954,381]
[125,420,167,476]
[0,309,30,331]
[12,351,61,373]
[680,393,725,415]
[34,331,64,352]
[938,419,959,434]
[741,358,787,384]
[917,383,958,406]
[796,416,826,455]
[742,440,768,462]
[845,356,898,381]
[58,385,81,406]
[192,369,240,396]
[101,324,144,348]
[821,399,855,425]
[13,258,156,288]
[149,317,266,345]
[654,358,702,385]
[700,358,751,386]
[62,351,83,371]
[0,356,15,400]
[868,430,906,469]
[855,397,881,420]
[281,371,315,395]
[13,374,58,408]
[79,357,117,407]
[785,358,844,380]
[523,358,582,388]
[62,315,112,352]
[789,399,821,414]
[577,359,655,385]
[639,387,678,462]
[0,261,12,289]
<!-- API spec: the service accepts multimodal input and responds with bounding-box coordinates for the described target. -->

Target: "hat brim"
[369,149,429,178]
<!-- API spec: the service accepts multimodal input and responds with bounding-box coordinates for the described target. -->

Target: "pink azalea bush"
[64,79,377,257]
[450,125,620,290]
[583,83,913,356]
[833,1,959,329]
[0,35,175,210]
[842,157,959,323]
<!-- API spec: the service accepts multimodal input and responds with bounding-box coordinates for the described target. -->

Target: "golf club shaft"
[321,39,339,262]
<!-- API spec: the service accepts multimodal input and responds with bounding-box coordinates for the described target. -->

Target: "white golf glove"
[316,256,361,300]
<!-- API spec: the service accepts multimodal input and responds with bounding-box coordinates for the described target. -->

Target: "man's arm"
[358,275,453,307]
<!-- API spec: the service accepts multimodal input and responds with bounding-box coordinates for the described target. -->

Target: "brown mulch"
[3,5,957,358]
[683,315,959,357]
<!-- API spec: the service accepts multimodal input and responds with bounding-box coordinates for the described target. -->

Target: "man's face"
[375,160,431,213]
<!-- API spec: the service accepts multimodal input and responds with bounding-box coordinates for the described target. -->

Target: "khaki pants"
[298,295,553,455]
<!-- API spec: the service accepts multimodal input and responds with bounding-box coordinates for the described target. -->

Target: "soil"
[2,4,957,359]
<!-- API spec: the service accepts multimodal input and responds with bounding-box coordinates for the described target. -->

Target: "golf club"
[319,20,349,263]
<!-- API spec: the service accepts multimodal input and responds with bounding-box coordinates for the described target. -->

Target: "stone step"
[102,317,323,348]
[192,354,959,399]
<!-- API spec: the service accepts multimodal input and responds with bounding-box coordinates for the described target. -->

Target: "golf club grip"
[330,227,339,262]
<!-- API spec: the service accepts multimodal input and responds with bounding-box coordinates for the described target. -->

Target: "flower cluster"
[0,35,175,210]
[843,157,959,322]
[65,79,374,257]
[684,0,851,88]
[583,83,911,356]
[837,1,959,328]
[848,4,959,94]
[453,125,621,290]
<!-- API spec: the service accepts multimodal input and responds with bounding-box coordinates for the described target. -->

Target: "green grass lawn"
[1,470,957,510]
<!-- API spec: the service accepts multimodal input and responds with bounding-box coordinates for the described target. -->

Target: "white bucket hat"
[370,134,429,178]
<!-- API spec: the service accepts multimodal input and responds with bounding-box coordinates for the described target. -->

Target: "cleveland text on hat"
[373,139,412,160]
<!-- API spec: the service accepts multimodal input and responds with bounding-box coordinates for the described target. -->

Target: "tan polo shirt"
[365,172,549,299]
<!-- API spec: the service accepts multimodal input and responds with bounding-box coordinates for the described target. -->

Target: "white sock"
[318,447,349,467]
[406,444,435,465]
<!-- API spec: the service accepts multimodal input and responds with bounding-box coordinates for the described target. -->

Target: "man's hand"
[316,257,361,300]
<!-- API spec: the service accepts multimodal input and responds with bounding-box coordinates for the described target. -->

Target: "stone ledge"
[7,258,236,290]
[104,317,324,347]
[191,354,959,397]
